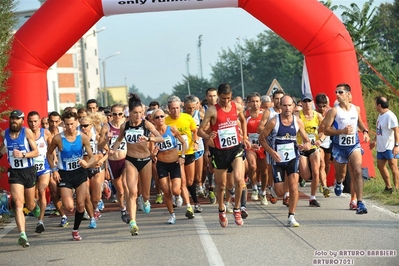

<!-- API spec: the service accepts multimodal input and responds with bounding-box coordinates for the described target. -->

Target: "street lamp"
[81,27,105,103]
[102,52,120,107]
[237,37,245,98]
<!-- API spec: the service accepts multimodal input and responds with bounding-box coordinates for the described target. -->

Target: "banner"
[102,0,239,16]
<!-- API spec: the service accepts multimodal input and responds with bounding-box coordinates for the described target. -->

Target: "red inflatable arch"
[2,0,375,189]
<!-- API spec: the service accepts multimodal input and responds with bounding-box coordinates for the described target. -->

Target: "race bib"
[339,134,355,146]
[125,129,144,144]
[248,133,259,145]
[276,142,295,162]
[109,137,127,151]
[66,159,80,171]
[177,135,189,152]
[8,151,29,169]
[34,156,45,171]
[157,136,174,151]
[218,127,238,149]
[307,133,316,145]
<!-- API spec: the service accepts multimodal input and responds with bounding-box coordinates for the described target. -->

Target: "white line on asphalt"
[193,214,225,266]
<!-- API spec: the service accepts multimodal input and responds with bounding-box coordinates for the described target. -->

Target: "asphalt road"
[1,186,398,266]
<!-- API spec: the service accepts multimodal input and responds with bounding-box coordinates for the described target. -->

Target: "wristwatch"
[22,152,26,158]
[395,143,399,147]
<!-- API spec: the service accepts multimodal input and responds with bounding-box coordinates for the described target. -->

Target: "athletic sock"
[73,210,84,230]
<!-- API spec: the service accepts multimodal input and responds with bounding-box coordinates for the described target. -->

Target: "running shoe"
[299,178,306,187]
[31,203,40,218]
[233,209,243,226]
[167,215,176,225]
[225,204,233,214]
[172,196,177,208]
[309,199,321,207]
[334,182,344,196]
[130,221,139,236]
[283,196,289,207]
[121,211,129,224]
[323,187,330,198]
[83,210,90,220]
[94,210,102,220]
[240,206,248,219]
[35,220,45,233]
[287,215,300,227]
[102,180,111,199]
[59,216,68,227]
[137,195,144,211]
[349,200,357,210]
[88,217,97,229]
[269,187,278,204]
[194,203,203,213]
[175,195,183,207]
[72,230,82,241]
[356,201,368,214]
[260,194,268,205]
[185,206,195,219]
[18,233,30,248]
[219,211,228,228]
[143,200,151,214]
[251,189,259,201]
[155,194,163,204]
[97,199,105,211]
[383,187,393,194]
[112,195,118,203]
[197,187,206,198]
[209,191,216,204]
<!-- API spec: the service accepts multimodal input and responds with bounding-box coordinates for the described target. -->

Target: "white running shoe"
[175,195,183,207]
[137,195,143,211]
[260,194,268,205]
[287,215,300,227]
[251,189,259,201]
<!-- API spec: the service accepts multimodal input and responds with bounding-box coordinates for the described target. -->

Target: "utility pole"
[102,52,120,107]
[237,37,245,98]
[197,35,203,79]
[186,54,191,95]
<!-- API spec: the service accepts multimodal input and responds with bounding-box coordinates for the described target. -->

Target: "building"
[14,0,102,112]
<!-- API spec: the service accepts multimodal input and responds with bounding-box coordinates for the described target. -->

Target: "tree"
[319,0,339,11]
[0,0,17,118]
[171,75,211,101]
[210,31,303,98]
[340,0,379,57]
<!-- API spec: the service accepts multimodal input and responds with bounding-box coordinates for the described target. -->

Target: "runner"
[1,110,40,247]
[46,110,98,241]
[320,83,370,214]
[166,95,201,216]
[27,111,52,233]
[246,92,268,205]
[151,108,187,224]
[259,95,311,227]
[106,104,129,223]
[198,84,251,227]
[109,94,164,236]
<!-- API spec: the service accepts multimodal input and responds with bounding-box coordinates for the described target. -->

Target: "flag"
[301,57,312,96]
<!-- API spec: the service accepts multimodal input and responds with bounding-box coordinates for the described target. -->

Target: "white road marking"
[193,214,225,266]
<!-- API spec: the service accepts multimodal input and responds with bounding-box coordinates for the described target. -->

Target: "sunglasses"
[112,112,124,116]
[335,90,346,94]
[80,124,90,128]
[154,115,165,119]
[302,99,312,103]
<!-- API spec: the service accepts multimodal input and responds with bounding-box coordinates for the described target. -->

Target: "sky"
[17,0,392,98]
